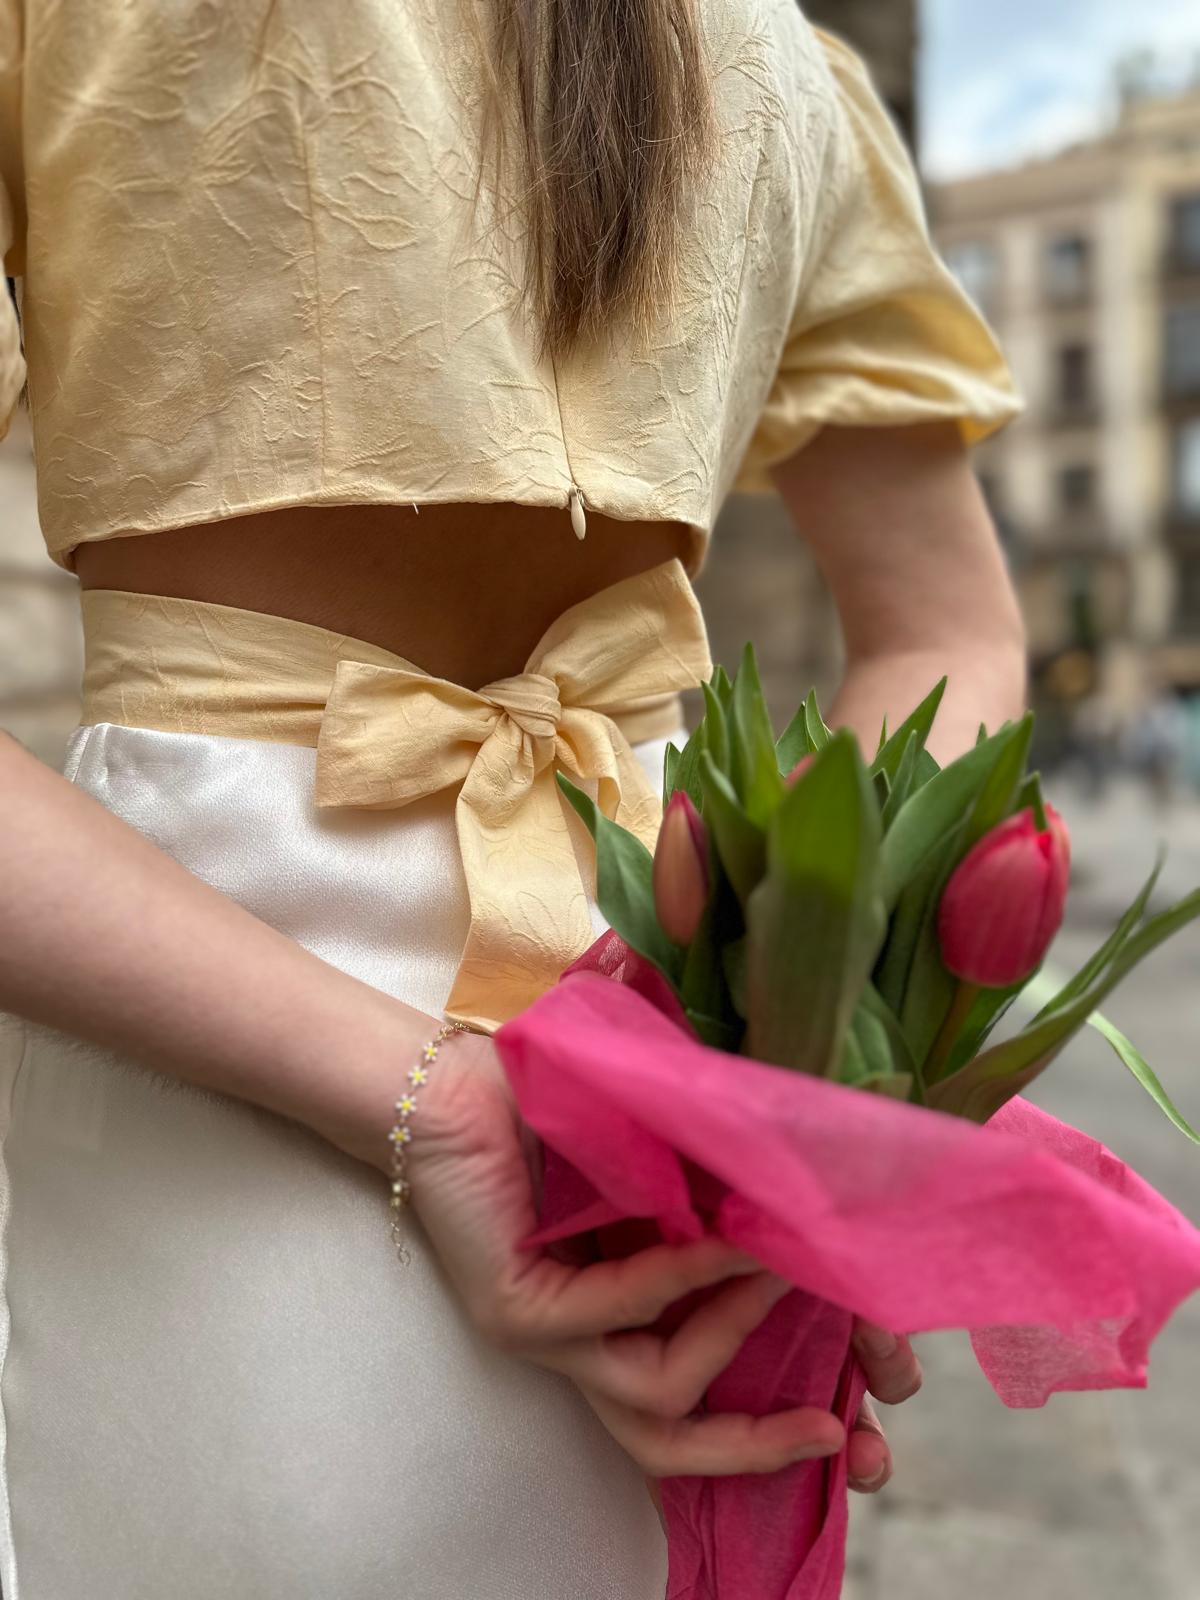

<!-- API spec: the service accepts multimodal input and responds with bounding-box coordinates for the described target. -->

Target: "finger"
[847,1395,892,1494]
[545,1272,792,1416]
[852,1321,923,1406]
[497,1237,762,1348]
[586,1390,846,1479]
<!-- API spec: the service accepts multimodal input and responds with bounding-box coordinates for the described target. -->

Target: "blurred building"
[931,81,1200,714]
[803,0,917,143]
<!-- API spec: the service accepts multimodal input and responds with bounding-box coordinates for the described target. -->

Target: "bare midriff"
[74,504,694,689]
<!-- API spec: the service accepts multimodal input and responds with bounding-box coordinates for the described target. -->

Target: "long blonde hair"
[490,0,716,352]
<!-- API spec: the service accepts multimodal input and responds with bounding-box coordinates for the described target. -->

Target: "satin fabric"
[1,5,1018,569]
[80,560,711,1031]
[0,719,681,1600]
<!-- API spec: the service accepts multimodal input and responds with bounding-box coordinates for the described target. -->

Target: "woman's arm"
[773,422,1026,762]
[0,729,431,1167]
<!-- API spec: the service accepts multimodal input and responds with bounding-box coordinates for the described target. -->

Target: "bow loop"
[315,559,711,1030]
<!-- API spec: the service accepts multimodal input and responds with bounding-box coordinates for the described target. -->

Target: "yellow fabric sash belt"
[80,559,712,1031]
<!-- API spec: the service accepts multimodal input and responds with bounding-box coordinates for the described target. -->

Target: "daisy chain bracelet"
[388,1020,470,1262]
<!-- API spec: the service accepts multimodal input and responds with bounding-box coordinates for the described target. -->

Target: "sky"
[920,0,1200,179]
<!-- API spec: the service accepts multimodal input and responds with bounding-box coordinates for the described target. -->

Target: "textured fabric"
[0,724,678,1599]
[80,560,711,1031]
[0,2,1018,570]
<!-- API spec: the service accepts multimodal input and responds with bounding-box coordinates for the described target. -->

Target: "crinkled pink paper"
[494,934,1200,1600]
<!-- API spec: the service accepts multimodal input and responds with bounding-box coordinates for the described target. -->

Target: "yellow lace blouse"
[0,2,1019,572]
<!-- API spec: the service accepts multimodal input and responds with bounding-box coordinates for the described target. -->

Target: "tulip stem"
[924,982,980,1085]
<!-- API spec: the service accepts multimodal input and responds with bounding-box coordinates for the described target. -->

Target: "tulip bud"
[937,805,1071,988]
[653,791,710,945]
[786,754,814,786]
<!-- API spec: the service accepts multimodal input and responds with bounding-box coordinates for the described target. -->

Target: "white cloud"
[921,0,1200,179]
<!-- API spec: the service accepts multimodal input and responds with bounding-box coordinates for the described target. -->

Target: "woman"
[0,2,1024,1595]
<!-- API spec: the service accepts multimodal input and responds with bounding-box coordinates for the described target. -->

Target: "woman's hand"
[406,1029,919,1482]
[848,1323,922,1493]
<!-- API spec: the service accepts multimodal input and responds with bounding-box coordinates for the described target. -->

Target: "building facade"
[931,83,1200,707]
[802,0,917,144]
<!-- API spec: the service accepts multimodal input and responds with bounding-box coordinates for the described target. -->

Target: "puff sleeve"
[0,0,24,440]
[736,29,1021,492]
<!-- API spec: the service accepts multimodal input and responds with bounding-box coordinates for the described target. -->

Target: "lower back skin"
[74,504,694,689]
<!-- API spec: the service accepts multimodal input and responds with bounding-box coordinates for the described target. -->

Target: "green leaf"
[871,679,947,784]
[678,897,727,1022]
[804,689,833,752]
[722,935,748,1019]
[961,713,1034,846]
[880,732,920,831]
[876,716,889,756]
[1033,853,1164,1021]
[844,1001,897,1083]
[701,680,730,776]
[1088,1009,1200,1144]
[662,742,682,811]
[745,733,886,1075]
[860,980,920,1081]
[875,837,958,1013]
[776,704,813,775]
[729,645,784,825]
[712,663,734,709]
[860,1072,915,1102]
[699,752,767,905]
[927,888,1200,1122]
[943,980,1027,1076]
[557,775,682,982]
[899,900,960,1068]
[879,726,1022,912]
[685,1009,743,1052]
[1016,770,1049,831]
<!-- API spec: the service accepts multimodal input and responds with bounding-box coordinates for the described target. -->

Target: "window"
[1176,418,1200,517]
[1045,235,1091,301]
[1058,465,1096,510]
[1056,343,1093,412]
[943,240,1000,313]
[1166,306,1200,396]
[1169,194,1200,269]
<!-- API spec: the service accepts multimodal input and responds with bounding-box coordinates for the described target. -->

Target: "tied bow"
[313,561,712,1031]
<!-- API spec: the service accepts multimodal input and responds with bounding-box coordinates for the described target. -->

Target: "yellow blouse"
[0,2,1019,572]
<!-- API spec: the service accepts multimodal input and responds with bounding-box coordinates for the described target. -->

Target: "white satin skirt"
[0,721,675,1600]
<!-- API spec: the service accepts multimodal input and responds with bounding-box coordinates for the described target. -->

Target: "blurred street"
[847,780,1200,1600]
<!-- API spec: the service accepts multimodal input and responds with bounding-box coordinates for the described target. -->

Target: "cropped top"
[0,1,1020,573]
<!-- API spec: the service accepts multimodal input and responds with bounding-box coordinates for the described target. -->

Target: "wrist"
[282,976,440,1171]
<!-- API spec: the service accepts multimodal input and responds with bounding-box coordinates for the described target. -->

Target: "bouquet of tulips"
[565,654,1199,1132]
[494,652,1200,1600]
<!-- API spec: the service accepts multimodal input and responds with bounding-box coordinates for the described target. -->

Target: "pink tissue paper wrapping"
[494,934,1200,1600]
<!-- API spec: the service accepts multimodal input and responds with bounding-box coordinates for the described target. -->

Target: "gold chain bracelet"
[388,1020,470,1263]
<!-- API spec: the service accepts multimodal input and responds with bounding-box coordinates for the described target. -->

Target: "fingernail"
[852,1463,888,1491]
[855,1325,897,1361]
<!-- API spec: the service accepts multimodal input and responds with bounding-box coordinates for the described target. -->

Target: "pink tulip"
[786,754,814,786]
[938,805,1071,988]
[653,792,709,945]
